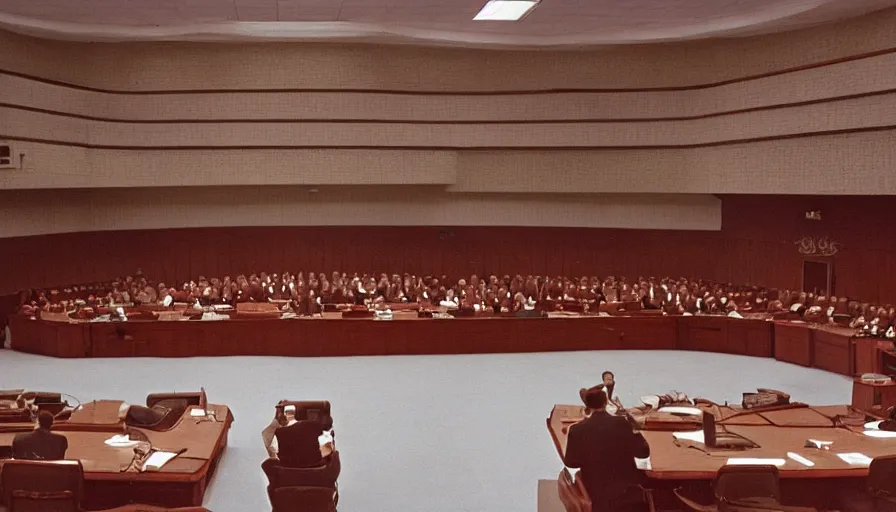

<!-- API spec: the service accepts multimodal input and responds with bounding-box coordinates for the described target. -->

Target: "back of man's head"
[580,386,609,410]
[37,410,54,430]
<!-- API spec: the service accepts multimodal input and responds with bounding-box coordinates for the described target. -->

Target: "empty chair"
[1,459,82,512]
[0,459,210,512]
[835,455,896,512]
[674,465,816,511]
[126,390,206,432]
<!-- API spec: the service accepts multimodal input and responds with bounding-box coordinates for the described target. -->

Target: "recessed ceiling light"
[473,0,538,21]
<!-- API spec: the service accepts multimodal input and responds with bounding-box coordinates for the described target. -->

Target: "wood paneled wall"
[3,195,895,302]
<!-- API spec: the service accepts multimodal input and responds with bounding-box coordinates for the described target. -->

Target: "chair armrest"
[673,488,716,512]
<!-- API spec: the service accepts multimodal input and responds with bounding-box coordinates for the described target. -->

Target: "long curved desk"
[0,395,232,510]
[7,313,887,378]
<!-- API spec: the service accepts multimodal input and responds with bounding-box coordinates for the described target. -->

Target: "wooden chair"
[674,465,816,511]
[557,468,591,512]
[0,459,210,512]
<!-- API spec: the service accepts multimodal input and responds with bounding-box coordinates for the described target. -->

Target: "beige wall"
[0,10,895,238]
[0,189,721,237]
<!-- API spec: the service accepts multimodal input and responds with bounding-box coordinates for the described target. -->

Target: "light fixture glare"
[473,0,538,21]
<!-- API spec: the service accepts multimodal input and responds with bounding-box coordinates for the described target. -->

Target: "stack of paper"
[142,450,181,472]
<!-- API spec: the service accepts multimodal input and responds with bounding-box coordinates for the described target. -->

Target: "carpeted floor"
[0,348,852,512]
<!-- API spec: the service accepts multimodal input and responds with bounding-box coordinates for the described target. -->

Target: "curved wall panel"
[1,10,896,194]
[0,188,721,238]
[3,131,894,193]
[3,92,896,147]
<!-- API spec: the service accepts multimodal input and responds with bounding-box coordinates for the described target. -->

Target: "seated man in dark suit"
[12,410,68,460]
[565,388,651,512]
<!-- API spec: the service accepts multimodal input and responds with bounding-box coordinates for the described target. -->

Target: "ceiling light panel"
[473,0,538,21]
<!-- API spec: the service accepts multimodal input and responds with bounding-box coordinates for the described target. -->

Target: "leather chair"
[1,459,82,512]
[126,390,205,432]
[868,455,896,508]
[0,459,210,512]
[277,401,332,430]
[145,390,205,410]
[262,451,340,507]
[271,486,337,512]
[557,468,591,512]
[674,465,816,511]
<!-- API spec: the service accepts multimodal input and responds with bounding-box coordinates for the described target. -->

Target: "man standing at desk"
[565,388,651,512]
[12,410,68,460]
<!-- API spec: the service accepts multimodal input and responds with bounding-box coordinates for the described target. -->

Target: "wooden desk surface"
[548,403,893,480]
[0,402,231,482]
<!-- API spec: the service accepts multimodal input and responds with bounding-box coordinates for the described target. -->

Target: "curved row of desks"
[7,314,891,377]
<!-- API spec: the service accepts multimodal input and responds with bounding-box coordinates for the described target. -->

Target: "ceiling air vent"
[0,142,18,169]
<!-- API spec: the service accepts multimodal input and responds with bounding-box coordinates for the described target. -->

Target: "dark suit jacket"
[11,428,68,460]
[275,420,326,469]
[564,412,650,511]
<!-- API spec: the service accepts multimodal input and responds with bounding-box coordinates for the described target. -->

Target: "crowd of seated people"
[12,270,896,338]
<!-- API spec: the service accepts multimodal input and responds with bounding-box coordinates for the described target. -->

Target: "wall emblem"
[795,236,842,256]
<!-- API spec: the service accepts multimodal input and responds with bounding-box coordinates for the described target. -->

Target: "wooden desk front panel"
[677,316,727,353]
[5,315,836,364]
[727,318,774,358]
[79,316,679,358]
[853,339,884,376]
[9,315,89,358]
[812,329,853,376]
[774,322,813,367]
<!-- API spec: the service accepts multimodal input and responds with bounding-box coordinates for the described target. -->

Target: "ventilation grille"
[0,142,17,169]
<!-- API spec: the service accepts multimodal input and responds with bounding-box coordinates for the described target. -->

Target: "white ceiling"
[0,0,894,47]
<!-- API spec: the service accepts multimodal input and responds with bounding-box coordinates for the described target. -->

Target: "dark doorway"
[803,260,833,295]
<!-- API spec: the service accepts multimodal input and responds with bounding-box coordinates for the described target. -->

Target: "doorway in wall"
[803,259,833,295]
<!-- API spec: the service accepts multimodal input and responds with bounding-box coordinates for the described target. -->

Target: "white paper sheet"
[837,453,873,466]
[672,430,705,443]
[787,452,815,467]
[864,430,896,438]
[726,458,786,466]
[658,406,702,416]
[635,457,652,470]
[104,434,138,448]
[190,408,206,417]
[142,451,180,471]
